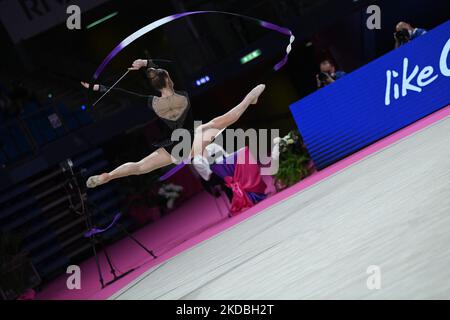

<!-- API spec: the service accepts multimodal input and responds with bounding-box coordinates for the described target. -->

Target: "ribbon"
[84,212,122,237]
[159,159,189,181]
[92,11,295,81]
[91,11,294,180]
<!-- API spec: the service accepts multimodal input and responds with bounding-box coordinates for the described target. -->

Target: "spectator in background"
[394,22,427,48]
[316,59,346,89]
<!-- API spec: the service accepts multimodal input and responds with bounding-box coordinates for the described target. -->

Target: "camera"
[395,28,411,45]
[319,72,334,84]
[318,72,330,82]
[318,72,336,87]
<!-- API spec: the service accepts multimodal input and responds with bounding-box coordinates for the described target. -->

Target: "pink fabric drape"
[224,147,267,214]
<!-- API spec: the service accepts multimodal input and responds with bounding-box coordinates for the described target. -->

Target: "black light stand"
[60,159,156,289]
[84,197,157,288]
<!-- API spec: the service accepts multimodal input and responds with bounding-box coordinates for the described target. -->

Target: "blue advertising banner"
[290,21,450,170]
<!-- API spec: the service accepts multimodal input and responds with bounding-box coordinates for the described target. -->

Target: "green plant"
[274,152,311,188]
[273,130,312,189]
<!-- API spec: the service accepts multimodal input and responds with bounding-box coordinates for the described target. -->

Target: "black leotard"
[97,60,194,154]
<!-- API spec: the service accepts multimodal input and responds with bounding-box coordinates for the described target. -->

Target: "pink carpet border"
[91,105,450,299]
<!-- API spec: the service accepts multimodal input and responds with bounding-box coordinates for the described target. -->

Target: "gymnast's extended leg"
[191,84,266,158]
[86,148,173,188]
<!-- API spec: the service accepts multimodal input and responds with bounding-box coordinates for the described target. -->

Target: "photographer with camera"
[316,59,346,89]
[394,21,427,48]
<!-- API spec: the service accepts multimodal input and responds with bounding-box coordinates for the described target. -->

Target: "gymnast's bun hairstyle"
[146,68,168,90]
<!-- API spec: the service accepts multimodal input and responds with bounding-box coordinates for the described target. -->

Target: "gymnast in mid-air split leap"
[81,58,265,188]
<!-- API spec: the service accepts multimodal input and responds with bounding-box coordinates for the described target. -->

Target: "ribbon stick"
[91,69,130,107]
[90,59,173,106]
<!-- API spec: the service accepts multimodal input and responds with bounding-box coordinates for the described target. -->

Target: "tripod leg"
[102,245,117,278]
[87,199,158,259]
[91,236,105,288]
[121,228,157,259]
[85,201,121,284]
[98,238,138,287]
[84,213,105,288]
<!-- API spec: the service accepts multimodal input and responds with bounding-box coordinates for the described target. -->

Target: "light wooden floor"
[111,116,450,300]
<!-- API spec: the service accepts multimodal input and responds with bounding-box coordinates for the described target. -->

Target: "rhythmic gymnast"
[81,58,265,188]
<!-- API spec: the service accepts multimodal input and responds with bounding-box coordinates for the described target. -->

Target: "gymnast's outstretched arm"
[80,81,152,99]
[80,57,164,99]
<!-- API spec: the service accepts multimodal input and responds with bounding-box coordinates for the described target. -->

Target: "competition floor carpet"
[111,111,450,300]
[36,106,449,300]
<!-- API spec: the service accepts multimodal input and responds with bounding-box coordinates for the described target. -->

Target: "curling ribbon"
[91,11,295,181]
[92,10,295,81]
[84,212,122,237]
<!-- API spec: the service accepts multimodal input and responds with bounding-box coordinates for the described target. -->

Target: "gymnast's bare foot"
[86,173,110,188]
[246,84,266,105]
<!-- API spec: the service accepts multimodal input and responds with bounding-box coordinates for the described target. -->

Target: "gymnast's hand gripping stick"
[91,69,131,107]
